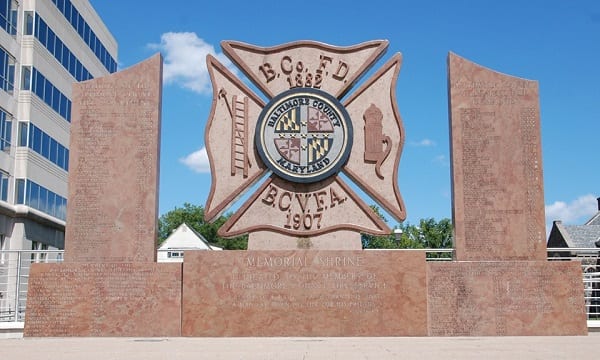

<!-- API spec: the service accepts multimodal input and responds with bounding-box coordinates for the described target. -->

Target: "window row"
[21,67,72,122]
[29,13,93,82]
[0,171,8,202]
[0,107,11,152]
[0,0,17,36]
[16,178,67,221]
[50,0,117,73]
[19,122,69,171]
[0,46,14,93]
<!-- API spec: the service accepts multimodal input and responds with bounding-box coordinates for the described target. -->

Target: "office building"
[0,0,117,254]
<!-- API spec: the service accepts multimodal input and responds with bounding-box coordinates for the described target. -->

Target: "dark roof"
[547,199,600,250]
[586,212,600,226]
[560,224,600,248]
[547,220,600,249]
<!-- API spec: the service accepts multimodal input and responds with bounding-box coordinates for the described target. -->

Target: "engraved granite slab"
[182,250,427,336]
[427,261,587,336]
[23,262,182,337]
[65,54,162,262]
[448,53,546,261]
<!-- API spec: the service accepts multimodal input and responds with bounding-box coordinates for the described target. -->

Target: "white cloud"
[179,147,210,173]
[410,139,436,147]
[148,32,234,94]
[545,194,598,224]
[433,154,449,167]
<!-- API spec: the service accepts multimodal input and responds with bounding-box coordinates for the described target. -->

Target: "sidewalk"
[2,333,599,360]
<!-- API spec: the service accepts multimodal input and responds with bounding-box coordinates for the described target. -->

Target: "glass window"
[1,117,10,151]
[0,174,8,201]
[0,50,4,74]
[9,0,16,35]
[64,1,72,21]
[62,45,69,70]
[76,61,82,81]
[0,108,10,151]
[54,40,62,60]
[46,28,56,55]
[68,53,76,76]
[32,125,41,153]
[59,95,67,117]
[41,132,49,158]
[77,14,84,37]
[31,67,38,91]
[38,18,47,44]
[57,145,64,168]
[48,192,56,217]
[64,149,69,170]
[18,121,28,146]
[7,60,13,91]
[66,100,71,122]
[90,32,96,54]
[52,87,60,111]
[50,139,58,163]
[0,0,17,35]
[15,178,24,204]
[44,78,52,104]
[24,11,34,35]
[29,180,39,209]
[34,69,44,98]
[83,23,90,44]
[60,197,67,220]
[20,66,31,91]
[39,186,48,213]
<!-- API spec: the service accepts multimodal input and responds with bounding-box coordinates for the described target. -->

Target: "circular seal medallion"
[256,88,353,183]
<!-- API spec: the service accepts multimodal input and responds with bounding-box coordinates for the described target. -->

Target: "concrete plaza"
[2,333,598,359]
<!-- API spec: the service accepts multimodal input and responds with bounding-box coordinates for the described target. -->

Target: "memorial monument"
[185,40,428,336]
[426,53,586,335]
[22,40,587,337]
[24,54,182,337]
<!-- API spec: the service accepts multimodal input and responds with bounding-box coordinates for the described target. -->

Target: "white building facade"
[0,0,117,253]
[157,223,222,263]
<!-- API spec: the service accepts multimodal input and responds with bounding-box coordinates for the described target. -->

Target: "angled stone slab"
[204,55,268,221]
[218,175,390,238]
[65,54,162,262]
[24,263,182,337]
[221,40,388,99]
[448,52,546,261]
[343,53,406,222]
[427,261,587,336]
[182,250,427,336]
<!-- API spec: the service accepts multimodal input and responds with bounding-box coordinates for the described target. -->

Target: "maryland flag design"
[274,108,301,133]
[274,138,301,164]
[307,137,333,164]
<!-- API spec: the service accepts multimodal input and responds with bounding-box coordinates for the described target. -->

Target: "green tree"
[361,207,453,256]
[158,203,247,250]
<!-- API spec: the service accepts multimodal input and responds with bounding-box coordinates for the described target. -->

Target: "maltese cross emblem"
[204,40,406,239]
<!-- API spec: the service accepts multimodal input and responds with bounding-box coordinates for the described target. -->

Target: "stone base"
[24,263,182,337]
[23,255,588,337]
[427,261,588,336]
[182,250,427,336]
[248,230,362,250]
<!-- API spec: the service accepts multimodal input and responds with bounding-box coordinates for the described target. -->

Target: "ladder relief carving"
[219,89,250,178]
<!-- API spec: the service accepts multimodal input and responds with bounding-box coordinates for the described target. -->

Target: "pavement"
[2,333,599,359]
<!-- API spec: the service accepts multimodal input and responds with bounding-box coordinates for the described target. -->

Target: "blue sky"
[89,0,599,233]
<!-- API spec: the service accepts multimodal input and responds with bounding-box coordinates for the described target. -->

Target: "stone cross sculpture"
[203,40,406,249]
